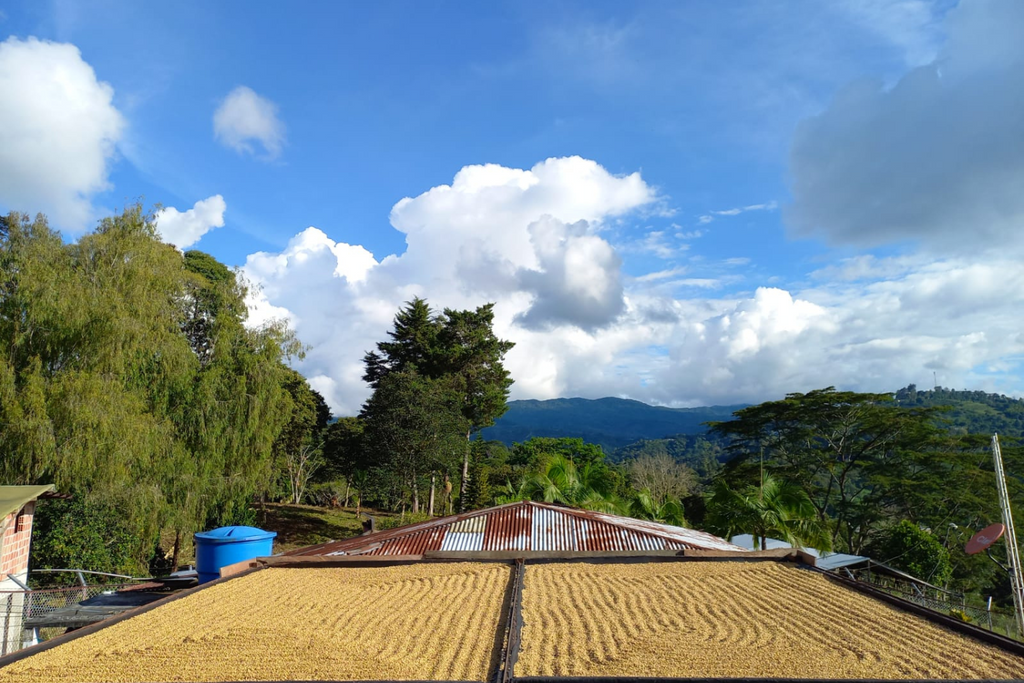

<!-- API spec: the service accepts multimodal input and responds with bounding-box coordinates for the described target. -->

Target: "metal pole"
[2,592,11,656]
[992,434,1024,637]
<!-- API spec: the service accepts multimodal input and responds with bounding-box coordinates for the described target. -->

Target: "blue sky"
[2,0,1022,414]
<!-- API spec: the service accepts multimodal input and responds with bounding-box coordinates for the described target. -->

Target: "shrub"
[31,499,145,581]
[867,520,952,586]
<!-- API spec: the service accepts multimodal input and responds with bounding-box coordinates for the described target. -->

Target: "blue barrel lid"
[194,525,277,543]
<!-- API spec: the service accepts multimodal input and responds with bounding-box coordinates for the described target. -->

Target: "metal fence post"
[2,592,11,657]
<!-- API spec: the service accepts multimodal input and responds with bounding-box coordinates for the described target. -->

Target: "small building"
[0,485,54,656]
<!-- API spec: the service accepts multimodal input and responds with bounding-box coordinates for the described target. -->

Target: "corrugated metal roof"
[286,501,747,557]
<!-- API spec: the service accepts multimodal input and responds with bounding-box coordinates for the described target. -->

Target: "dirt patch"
[518,560,1024,680]
[0,562,510,682]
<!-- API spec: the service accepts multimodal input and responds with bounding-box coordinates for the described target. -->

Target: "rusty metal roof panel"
[292,500,746,557]
[440,516,486,551]
[576,518,643,552]
[585,511,746,552]
[482,504,532,551]
[380,527,447,556]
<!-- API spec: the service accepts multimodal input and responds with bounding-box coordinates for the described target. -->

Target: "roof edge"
[0,484,55,520]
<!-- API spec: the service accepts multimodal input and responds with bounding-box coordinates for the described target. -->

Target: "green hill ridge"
[480,396,745,451]
[482,387,1024,456]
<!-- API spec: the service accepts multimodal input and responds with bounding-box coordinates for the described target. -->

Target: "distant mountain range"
[480,397,746,451]
[480,388,1024,454]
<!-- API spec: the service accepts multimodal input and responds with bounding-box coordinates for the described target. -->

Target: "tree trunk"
[444,474,453,515]
[344,481,350,508]
[429,473,436,517]
[761,535,767,551]
[171,530,181,570]
[412,481,419,514]
[459,429,471,512]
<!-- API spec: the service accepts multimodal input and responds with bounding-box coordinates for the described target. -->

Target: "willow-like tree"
[0,207,307,573]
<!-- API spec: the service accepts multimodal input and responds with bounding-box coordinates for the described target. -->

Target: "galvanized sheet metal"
[303,501,745,557]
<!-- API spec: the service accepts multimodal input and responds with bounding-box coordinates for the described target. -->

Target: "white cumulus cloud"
[213,86,286,159]
[515,217,625,331]
[155,195,226,250]
[243,157,655,414]
[0,37,125,229]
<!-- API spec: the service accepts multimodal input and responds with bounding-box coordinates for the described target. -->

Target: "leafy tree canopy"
[363,297,514,431]
[0,207,315,574]
[361,298,514,511]
[509,437,605,468]
[360,371,469,513]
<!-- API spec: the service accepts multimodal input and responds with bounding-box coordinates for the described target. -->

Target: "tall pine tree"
[362,298,514,512]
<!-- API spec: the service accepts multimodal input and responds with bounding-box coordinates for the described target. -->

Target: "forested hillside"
[895,385,1024,436]
[480,397,744,451]
[483,388,1024,469]
[605,387,1024,479]
[610,434,728,478]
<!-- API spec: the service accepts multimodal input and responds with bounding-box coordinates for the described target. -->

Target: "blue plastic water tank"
[194,526,277,584]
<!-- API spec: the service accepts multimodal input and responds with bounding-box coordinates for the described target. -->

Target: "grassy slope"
[255,503,391,554]
[158,504,396,570]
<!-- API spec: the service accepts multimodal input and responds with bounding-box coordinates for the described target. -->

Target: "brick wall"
[0,500,35,578]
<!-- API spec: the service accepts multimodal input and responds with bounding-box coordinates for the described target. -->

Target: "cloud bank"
[0,37,124,229]
[244,155,1024,416]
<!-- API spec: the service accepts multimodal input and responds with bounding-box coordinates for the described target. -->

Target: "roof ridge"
[529,502,747,551]
[285,500,532,556]
[286,500,743,556]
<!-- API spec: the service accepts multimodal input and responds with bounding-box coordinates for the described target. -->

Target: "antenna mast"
[992,433,1024,636]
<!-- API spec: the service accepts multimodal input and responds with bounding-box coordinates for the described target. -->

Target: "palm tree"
[706,475,831,552]
[629,489,688,527]
[494,454,620,512]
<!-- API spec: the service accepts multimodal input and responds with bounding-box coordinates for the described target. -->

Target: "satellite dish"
[966,523,1006,555]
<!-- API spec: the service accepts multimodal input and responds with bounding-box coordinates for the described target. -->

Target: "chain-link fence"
[840,568,1021,640]
[869,582,1020,639]
[1,582,137,655]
